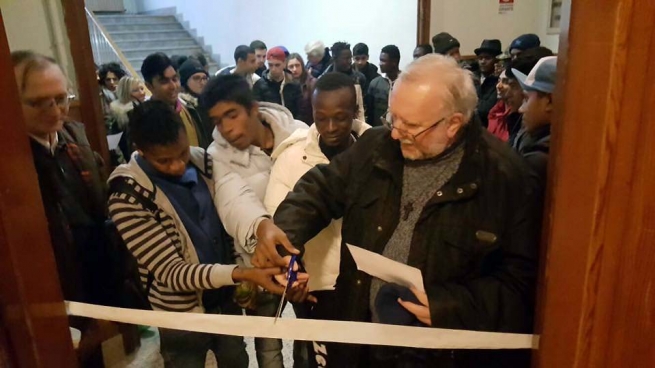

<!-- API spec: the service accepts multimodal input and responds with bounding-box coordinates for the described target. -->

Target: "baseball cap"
[266,47,286,62]
[512,56,558,94]
[510,34,541,52]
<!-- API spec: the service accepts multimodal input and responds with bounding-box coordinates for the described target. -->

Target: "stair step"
[110,30,191,42]
[116,38,198,49]
[103,23,184,32]
[91,13,219,77]
[123,46,205,59]
[96,15,177,25]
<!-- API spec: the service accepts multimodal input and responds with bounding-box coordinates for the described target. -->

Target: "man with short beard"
[255,55,542,368]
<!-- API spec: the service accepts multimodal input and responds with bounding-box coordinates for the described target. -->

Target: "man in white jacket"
[265,72,370,294]
[201,74,307,368]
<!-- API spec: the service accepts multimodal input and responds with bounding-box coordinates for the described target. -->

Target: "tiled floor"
[108,307,296,368]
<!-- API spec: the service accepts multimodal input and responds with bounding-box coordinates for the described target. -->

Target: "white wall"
[429,0,560,55]
[137,0,418,70]
[2,0,77,91]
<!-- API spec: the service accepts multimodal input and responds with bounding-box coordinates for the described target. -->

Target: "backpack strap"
[108,177,159,296]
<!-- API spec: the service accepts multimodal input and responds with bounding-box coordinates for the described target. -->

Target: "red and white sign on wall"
[499,0,514,14]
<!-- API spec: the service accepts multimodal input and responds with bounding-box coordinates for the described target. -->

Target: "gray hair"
[304,40,326,58]
[399,54,478,122]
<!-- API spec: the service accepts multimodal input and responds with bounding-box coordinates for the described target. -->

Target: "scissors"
[274,255,298,324]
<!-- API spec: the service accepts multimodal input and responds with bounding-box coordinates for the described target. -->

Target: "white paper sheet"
[346,244,425,292]
[107,132,123,150]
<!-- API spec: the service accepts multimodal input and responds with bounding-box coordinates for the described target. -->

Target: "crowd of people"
[13,29,558,368]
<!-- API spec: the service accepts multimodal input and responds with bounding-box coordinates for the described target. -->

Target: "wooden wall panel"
[61,0,110,170]
[417,0,431,45]
[0,12,78,368]
[534,0,655,367]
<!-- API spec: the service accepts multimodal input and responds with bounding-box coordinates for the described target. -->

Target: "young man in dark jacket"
[366,45,401,126]
[512,56,558,185]
[255,54,542,368]
[474,39,503,128]
[352,42,380,92]
[321,42,368,123]
[253,46,302,119]
[142,53,213,148]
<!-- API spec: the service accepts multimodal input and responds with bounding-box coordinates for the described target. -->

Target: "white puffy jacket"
[207,102,307,265]
[264,119,370,291]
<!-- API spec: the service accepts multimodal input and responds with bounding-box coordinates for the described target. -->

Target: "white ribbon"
[66,302,539,350]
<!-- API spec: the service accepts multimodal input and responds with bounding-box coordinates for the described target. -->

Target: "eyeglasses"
[191,75,209,83]
[381,110,447,141]
[23,95,71,110]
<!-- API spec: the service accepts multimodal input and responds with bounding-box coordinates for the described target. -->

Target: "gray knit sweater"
[370,143,465,322]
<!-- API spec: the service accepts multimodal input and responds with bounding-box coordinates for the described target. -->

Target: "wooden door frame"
[417,0,431,45]
[534,0,655,366]
[0,12,78,368]
[61,0,110,170]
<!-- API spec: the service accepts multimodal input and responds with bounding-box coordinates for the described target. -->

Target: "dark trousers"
[159,301,248,368]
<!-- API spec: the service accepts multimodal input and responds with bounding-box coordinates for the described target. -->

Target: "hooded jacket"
[207,102,307,265]
[107,148,268,312]
[253,70,302,119]
[265,120,370,291]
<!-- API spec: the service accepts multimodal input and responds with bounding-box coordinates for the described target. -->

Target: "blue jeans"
[159,301,248,368]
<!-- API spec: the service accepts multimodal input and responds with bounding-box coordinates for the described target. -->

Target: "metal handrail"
[85,7,139,77]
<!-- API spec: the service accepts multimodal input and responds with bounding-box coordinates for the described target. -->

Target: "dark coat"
[30,122,109,305]
[366,76,392,127]
[358,62,380,92]
[475,73,499,128]
[183,101,213,149]
[253,70,302,119]
[512,124,551,186]
[297,74,317,125]
[274,121,542,367]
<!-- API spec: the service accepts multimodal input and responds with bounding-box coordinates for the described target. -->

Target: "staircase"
[94,14,219,75]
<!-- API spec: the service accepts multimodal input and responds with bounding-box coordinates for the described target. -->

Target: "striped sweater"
[107,147,268,312]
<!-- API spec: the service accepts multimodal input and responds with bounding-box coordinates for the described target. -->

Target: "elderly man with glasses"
[254,54,543,368]
[12,50,112,313]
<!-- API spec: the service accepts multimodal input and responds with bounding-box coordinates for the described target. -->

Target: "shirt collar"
[30,133,59,155]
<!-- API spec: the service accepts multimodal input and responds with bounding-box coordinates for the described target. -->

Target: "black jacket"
[274,121,541,367]
[31,122,110,305]
[475,73,499,128]
[357,62,380,92]
[253,70,302,119]
[366,76,392,127]
[512,124,550,186]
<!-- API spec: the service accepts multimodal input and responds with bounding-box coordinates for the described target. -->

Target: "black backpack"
[104,177,157,310]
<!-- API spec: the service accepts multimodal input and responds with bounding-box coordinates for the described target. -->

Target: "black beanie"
[179,58,208,89]
[431,32,461,55]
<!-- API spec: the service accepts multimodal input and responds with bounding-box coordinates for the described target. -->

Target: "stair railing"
[85,7,140,78]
